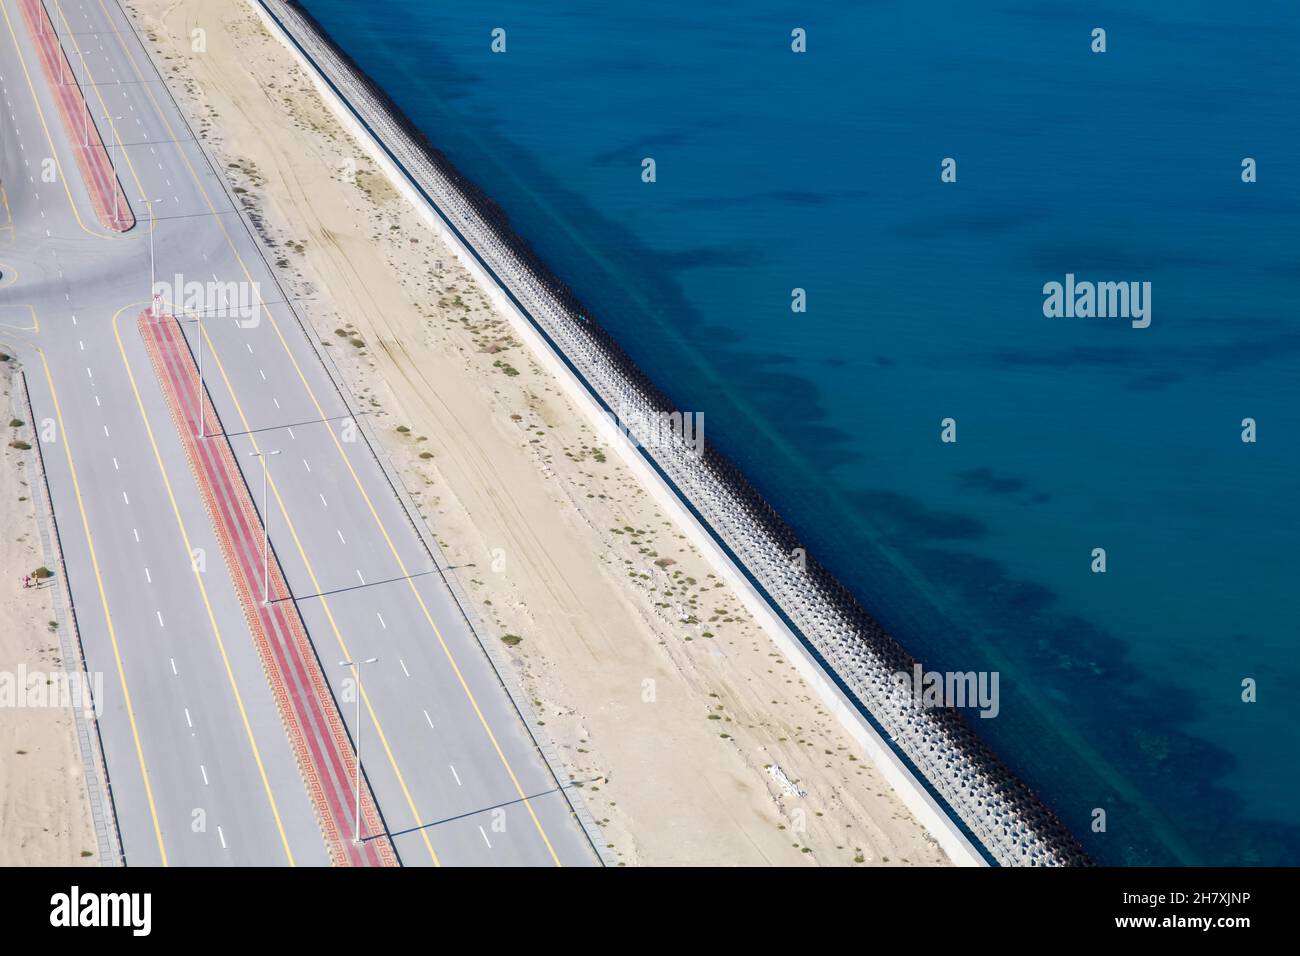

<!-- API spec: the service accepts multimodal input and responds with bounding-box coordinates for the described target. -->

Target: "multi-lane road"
[0,0,599,866]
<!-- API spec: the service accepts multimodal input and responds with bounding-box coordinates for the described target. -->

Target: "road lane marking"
[449,765,461,786]
[34,348,168,864]
[112,305,297,865]
[399,659,409,678]
[423,710,433,729]
[0,1,106,237]
[479,826,492,849]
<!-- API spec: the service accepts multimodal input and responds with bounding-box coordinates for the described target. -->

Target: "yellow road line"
[111,301,297,866]
[68,22,436,863]
[196,319,440,867]
[34,344,167,864]
[0,180,14,237]
[104,0,560,863]
[0,0,115,239]
[52,1,149,226]
[0,303,39,332]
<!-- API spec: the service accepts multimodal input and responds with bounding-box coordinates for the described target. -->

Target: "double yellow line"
[95,0,564,863]
[4,0,294,865]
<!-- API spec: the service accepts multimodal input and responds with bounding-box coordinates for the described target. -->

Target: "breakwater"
[249,0,1090,866]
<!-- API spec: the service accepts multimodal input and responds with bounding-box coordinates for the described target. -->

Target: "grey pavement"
[0,0,599,867]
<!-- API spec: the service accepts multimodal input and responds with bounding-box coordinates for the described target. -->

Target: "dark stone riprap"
[256,0,1091,866]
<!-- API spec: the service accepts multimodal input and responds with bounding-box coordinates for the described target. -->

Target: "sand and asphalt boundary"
[240,0,990,865]
[113,0,615,866]
[13,366,124,865]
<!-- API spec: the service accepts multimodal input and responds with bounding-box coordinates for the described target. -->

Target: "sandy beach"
[121,0,949,866]
[0,361,97,866]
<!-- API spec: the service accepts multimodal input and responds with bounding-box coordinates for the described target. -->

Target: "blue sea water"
[295,0,1300,864]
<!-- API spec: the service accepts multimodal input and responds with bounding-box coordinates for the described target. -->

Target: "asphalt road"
[0,0,599,867]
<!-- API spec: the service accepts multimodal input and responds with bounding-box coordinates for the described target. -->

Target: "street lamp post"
[138,198,162,313]
[52,0,91,144]
[249,449,280,604]
[338,657,378,846]
[102,115,122,225]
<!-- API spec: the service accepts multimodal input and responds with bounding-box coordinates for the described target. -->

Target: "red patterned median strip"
[139,310,397,867]
[18,0,134,231]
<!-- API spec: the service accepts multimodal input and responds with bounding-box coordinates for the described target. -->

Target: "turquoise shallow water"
[296,0,1300,864]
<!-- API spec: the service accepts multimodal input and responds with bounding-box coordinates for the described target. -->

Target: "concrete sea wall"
[248,0,1090,867]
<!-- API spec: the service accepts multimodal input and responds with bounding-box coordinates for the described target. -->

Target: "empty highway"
[0,0,599,866]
